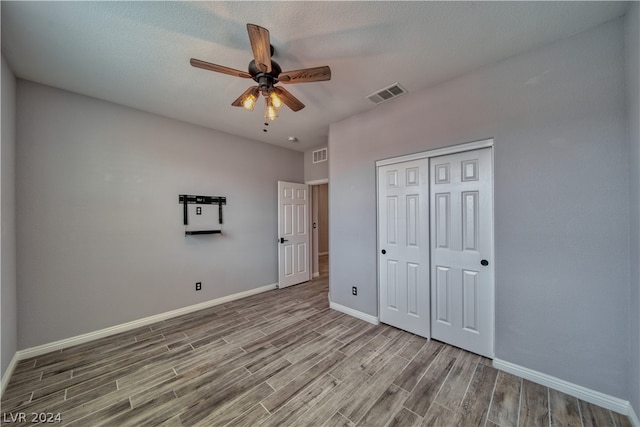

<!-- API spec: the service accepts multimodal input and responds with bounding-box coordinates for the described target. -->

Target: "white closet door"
[378,158,430,338]
[430,147,494,358]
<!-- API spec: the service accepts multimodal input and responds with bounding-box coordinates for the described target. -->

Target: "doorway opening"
[310,182,329,279]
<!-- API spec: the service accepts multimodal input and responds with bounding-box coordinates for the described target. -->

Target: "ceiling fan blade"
[190,58,251,79]
[231,86,260,107]
[246,24,272,73]
[278,66,331,84]
[274,86,305,112]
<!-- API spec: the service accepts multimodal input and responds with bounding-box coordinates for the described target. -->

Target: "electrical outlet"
[352,286,357,296]
[195,282,202,291]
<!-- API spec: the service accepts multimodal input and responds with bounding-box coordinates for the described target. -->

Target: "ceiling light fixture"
[264,94,279,121]
[241,87,259,111]
[191,24,331,124]
[238,81,283,121]
[270,91,283,109]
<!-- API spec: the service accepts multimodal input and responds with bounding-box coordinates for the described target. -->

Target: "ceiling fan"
[190,23,331,121]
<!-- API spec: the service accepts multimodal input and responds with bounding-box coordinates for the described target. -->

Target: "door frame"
[375,139,494,168]
[306,178,329,280]
[375,138,495,354]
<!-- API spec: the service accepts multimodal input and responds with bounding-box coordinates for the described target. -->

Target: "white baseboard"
[329,301,379,325]
[1,352,20,398]
[313,272,320,278]
[16,283,278,361]
[493,358,630,417]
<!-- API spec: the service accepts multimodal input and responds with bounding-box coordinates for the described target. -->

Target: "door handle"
[280,237,289,244]
[381,249,386,254]
[481,259,489,266]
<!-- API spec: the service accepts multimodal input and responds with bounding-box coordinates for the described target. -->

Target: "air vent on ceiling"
[366,82,407,104]
[312,148,328,164]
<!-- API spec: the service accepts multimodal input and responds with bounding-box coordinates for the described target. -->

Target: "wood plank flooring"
[1,256,631,426]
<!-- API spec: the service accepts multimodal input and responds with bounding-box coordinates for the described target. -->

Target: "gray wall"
[304,145,328,182]
[626,1,640,417]
[16,81,303,349]
[329,18,629,400]
[1,56,18,382]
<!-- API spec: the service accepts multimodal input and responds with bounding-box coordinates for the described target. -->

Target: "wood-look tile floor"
[1,258,631,426]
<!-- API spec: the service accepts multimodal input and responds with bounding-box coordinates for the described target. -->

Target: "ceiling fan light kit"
[270,92,283,109]
[242,94,257,111]
[191,23,331,122]
[264,95,279,121]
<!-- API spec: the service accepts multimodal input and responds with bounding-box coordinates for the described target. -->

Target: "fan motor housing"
[249,60,281,80]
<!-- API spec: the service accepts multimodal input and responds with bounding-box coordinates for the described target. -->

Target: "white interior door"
[378,159,431,338]
[278,181,310,288]
[430,147,494,358]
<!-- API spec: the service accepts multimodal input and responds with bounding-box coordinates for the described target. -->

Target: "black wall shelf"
[185,230,223,235]
[179,194,226,235]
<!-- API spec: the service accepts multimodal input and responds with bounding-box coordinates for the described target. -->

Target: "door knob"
[279,238,289,244]
[481,259,489,266]
[381,249,386,254]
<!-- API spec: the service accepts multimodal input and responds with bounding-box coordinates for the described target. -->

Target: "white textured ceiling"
[1,1,630,151]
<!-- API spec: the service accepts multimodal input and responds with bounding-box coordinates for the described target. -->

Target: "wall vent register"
[313,147,328,163]
[366,82,407,104]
